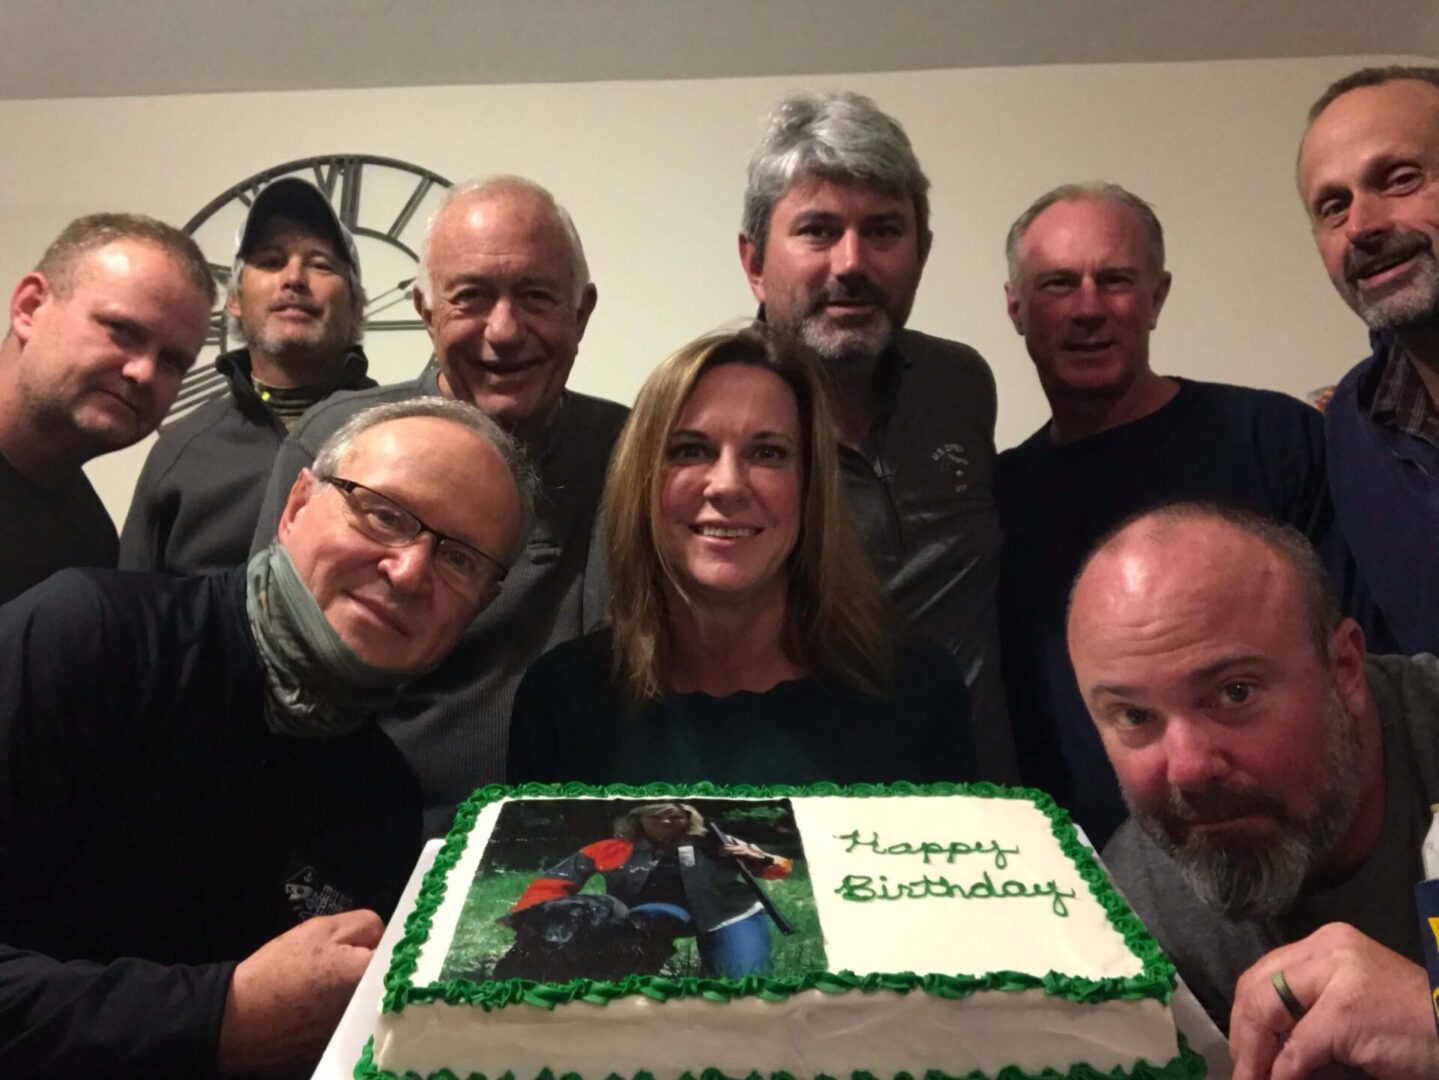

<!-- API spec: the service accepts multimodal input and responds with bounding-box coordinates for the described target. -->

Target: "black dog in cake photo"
[443,798,826,984]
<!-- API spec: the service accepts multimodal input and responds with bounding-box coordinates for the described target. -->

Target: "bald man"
[1067,502,1438,1078]
[249,175,627,835]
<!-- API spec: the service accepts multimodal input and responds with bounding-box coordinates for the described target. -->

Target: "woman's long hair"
[613,802,707,839]
[604,325,896,705]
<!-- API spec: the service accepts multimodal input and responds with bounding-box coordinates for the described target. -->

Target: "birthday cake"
[357,782,1202,1080]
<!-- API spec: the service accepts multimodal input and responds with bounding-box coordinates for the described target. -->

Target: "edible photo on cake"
[438,797,826,982]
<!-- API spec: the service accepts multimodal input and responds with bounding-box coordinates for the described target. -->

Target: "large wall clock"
[168,153,454,427]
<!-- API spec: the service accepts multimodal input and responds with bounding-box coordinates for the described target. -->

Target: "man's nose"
[280,255,310,290]
[119,351,159,390]
[1344,192,1394,246]
[1162,717,1228,792]
[380,537,437,593]
[483,297,524,350]
[1069,279,1107,325]
[830,229,867,279]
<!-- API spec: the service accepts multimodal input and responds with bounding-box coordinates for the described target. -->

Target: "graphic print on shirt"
[284,865,354,921]
[930,443,971,494]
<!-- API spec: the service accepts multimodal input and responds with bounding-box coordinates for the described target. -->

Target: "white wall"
[0,54,1418,525]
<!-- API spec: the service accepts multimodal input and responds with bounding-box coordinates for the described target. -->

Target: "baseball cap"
[233,177,360,273]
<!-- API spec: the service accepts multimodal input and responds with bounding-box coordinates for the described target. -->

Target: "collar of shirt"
[1367,337,1439,448]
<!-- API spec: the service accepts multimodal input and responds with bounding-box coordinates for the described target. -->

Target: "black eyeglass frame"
[317,474,509,587]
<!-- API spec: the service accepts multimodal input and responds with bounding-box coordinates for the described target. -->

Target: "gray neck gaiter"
[245,544,410,739]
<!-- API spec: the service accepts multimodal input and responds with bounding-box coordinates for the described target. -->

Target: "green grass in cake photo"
[439,797,827,983]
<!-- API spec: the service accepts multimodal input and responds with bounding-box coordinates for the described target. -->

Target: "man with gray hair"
[1,395,530,1077]
[1298,66,1439,657]
[121,177,376,575]
[996,182,1347,848]
[251,174,627,835]
[1071,501,1438,1077]
[737,90,1012,779]
[0,212,214,602]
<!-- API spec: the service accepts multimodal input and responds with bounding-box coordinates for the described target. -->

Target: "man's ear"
[1149,271,1173,329]
[1328,616,1368,717]
[224,282,243,322]
[1004,281,1025,335]
[575,283,598,341]
[276,468,320,544]
[738,233,766,303]
[9,273,53,345]
[413,284,434,338]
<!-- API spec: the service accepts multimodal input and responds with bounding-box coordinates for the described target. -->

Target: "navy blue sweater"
[1325,340,1439,656]
[0,567,420,1078]
[997,379,1360,847]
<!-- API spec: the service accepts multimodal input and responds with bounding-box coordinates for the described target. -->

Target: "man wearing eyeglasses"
[0,397,532,1078]
[250,174,628,837]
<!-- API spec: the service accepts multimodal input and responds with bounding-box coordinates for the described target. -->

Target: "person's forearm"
[0,943,234,1079]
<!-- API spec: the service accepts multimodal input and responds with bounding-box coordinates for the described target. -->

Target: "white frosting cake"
[358,783,1201,1080]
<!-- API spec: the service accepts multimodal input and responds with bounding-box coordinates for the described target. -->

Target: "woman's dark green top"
[506,629,976,786]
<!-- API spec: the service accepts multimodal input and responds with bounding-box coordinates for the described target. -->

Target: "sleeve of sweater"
[1253,392,1331,539]
[0,574,233,1077]
[118,436,180,572]
[507,653,566,784]
[1253,394,1401,652]
[248,420,321,557]
[903,642,980,784]
[0,945,234,1079]
[507,634,616,784]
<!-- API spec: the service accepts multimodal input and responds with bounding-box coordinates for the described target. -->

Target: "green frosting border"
[380,781,1175,1016]
[353,1034,1209,1080]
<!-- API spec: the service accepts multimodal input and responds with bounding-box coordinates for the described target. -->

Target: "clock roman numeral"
[388,177,434,241]
[312,158,361,227]
[312,160,339,199]
[338,158,362,229]
[234,181,264,208]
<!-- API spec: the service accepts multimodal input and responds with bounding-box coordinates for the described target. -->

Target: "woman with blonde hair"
[507,326,973,784]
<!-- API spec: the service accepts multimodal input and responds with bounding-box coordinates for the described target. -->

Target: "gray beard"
[1349,252,1439,333]
[783,311,894,370]
[1127,687,1365,919]
[246,322,340,365]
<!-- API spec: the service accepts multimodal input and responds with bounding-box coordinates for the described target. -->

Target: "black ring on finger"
[1271,970,1307,1021]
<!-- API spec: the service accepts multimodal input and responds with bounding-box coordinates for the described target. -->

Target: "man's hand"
[1230,922,1439,1080]
[216,909,384,1075]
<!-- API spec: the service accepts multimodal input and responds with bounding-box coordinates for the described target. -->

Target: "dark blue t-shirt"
[995,378,1340,847]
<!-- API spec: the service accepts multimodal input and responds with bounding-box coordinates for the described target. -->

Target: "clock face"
[170,154,454,426]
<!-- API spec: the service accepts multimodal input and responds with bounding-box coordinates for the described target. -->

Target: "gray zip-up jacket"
[119,348,373,575]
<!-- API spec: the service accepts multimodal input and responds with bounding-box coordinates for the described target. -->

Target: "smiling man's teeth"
[697,526,758,538]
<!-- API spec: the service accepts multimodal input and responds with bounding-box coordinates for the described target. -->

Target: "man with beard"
[1299,67,1439,656]
[0,213,214,602]
[737,90,1010,779]
[996,183,1349,848]
[121,178,375,575]
[1070,502,1439,1078]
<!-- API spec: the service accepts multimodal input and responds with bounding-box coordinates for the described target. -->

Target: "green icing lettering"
[835,874,878,902]
[833,830,1018,869]
[832,869,1076,917]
